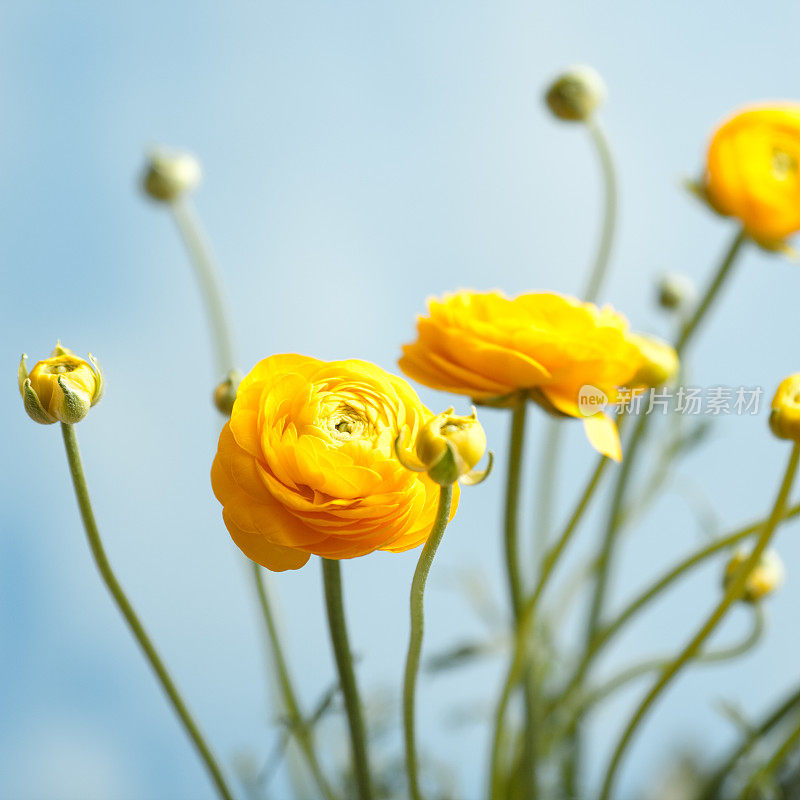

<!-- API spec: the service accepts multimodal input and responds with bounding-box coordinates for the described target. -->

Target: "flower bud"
[544,66,607,122]
[396,407,492,486]
[629,333,679,388]
[723,548,784,603]
[769,374,800,442]
[142,149,201,202]
[657,272,697,313]
[19,344,104,425]
[213,369,242,417]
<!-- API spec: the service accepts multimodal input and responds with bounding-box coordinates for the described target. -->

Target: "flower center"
[327,404,371,442]
[772,147,798,180]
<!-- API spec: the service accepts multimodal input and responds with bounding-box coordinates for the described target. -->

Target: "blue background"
[3,2,800,798]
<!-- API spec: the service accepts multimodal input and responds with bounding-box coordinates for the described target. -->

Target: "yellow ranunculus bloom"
[769,373,800,442]
[19,344,104,425]
[398,291,643,461]
[211,354,458,571]
[704,104,800,242]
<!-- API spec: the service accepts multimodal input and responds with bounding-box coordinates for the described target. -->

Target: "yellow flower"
[19,344,104,425]
[769,373,800,441]
[703,104,800,243]
[723,548,785,603]
[211,354,459,571]
[396,406,491,486]
[399,291,643,461]
[629,333,679,388]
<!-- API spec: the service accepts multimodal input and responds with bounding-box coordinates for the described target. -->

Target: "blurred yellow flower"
[19,344,104,425]
[399,291,643,461]
[723,548,785,603]
[629,333,679,388]
[211,354,458,571]
[704,104,800,242]
[769,373,800,441]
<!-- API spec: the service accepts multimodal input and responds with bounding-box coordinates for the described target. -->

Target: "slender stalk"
[170,197,237,377]
[699,684,800,799]
[572,604,764,720]
[169,192,317,796]
[501,399,537,800]
[532,117,617,573]
[556,504,800,714]
[505,400,529,618]
[598,443,800,800]
[60,423,235,800]
[585,412,647,646]
[567,229,748,792]
[533,421,561,568]
[321,559,373,800]
[675,228,746,356]
[743,717,800,796]
[489,455,609,796]
[252,563,339,800]
[582,117,618,303]
[403,486,454,800]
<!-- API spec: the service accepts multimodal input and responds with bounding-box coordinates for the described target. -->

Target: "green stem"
[533,421,561,570]
[321,559,374,800]
[59,423,235,800]
[403,486,454,800]
[557,504,800,714]
[569,230,747,792]
[501,399,537,800]
[252,563,339,800]
[532,118,617,576]
[505,400,528,618]
[675,229,746,356]
[743,717,800,796]
[582,117,618,303]
[489,454,609,797]
[574,603,764,719]
[699,683,800,800]
[585,412,646,647]
[170,197,237,377]
[599,443,800,800]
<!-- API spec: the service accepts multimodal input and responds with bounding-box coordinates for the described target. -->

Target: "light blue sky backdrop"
[3,2,800,798]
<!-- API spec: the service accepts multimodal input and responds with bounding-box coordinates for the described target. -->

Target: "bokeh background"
[3,2,800,798]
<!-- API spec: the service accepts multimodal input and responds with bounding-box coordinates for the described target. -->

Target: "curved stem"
[60,423,235,800]
[252,563,339,800]
[582,117,618,304]
[403,486,454,800]
[599,443,800,800]
[170,197,237,377]
[743,717,800,796]
[699,684,800,800]
[321,559,374,800]
[675,229,746,356]
[489,455,609,796]
[576,603,764,718]
[556,504,800,714]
